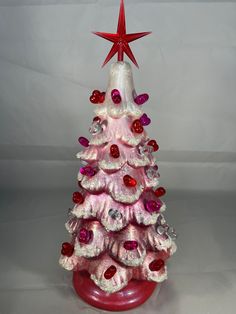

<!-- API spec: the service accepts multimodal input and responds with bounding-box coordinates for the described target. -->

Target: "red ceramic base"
[73,271,158,312]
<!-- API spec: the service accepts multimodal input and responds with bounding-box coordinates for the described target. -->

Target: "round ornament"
[78,228,93,244]
[104,265,117,280]
[72,192,84,204]
[111,89,122,104]
[134,93,149,105]
[108,208,122,220]
[149,259,165,271]
[110,144,120,158]
[131,120,144,134]
[123,240,138,251]
[61,242,74,257]
[154,187,166,197]
[123,175,137,187]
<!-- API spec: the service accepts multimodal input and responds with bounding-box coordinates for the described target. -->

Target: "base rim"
[73,270,158,312]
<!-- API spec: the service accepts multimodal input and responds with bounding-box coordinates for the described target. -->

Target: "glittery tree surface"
[59,61,177,293]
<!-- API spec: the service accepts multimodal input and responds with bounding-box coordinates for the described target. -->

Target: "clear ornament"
[137,140,154,157]
[156,214,177,239]
[138,144,151,156]
[156,225,166,235]
[167,226,177,240]
[89,121,103,135]
[108,208,122,220]
[145,165,159,180]
[157,214,166,225]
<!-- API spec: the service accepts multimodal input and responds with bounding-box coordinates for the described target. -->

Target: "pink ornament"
[78,228,93,244]
[78,137,89,147]
[140,113,151,126]
[111,89,122,104]
[134,93,149,105]
[124,240,138,251]
[144,199,162,213]
[80,166,96,177]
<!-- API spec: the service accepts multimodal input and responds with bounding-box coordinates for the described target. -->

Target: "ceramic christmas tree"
[59,1,177,311]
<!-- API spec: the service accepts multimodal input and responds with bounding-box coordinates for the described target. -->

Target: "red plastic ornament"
[90,90,100,104]
[123,175,137,187]
[61,242,74,257]
[104,265,117,280]
[99,92,106,103]
[154,187,166,197]
[78,228,93,244]
[131,120,144,134]
[93,116,101,123]
[72,192,84,204]
[110,144,120,158]
[147,140,159,152]
[93,90,100,97]
[124,240,138,251]
[149,259,165,272]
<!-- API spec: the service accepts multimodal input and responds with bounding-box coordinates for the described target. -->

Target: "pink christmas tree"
[59,0,177,309]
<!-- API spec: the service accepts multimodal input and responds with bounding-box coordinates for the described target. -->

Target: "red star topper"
[93,0,151,68]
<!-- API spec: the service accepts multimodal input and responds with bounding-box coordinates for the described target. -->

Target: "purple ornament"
[144,199,162,213]
[80,165,96,177]
[111,89,122,104]
[78,228,93,244]
[78,136,89,147]
[134,93,149,105]
[140,113,151,126]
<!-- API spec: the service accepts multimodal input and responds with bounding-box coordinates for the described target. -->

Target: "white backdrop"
[0,0,236,191]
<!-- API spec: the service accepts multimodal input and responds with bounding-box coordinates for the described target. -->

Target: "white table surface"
[0,189,235,314]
